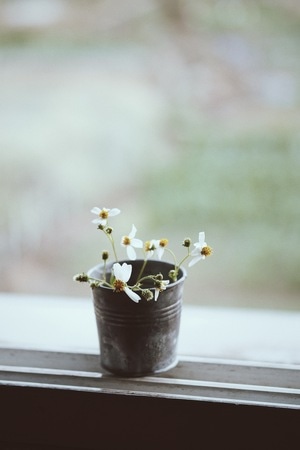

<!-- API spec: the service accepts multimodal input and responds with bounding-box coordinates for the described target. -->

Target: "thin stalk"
[110,238,119,262]
[87,276,112,288]
[136,258,148,283]
[137,275,156,284]
[177,247,191,269]
[103,230,118,262]
[103,259,107,281]
[165,247,178,268]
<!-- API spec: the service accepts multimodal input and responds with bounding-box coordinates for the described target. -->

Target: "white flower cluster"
[74,206,212,303]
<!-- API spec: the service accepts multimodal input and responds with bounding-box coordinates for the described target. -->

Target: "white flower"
[91,207,120,226]
[188,232,212,267]
[156,239,168,260]
[145,239,159,259]
[121,225,143,260]
[112,262,141,303]
[145,238,168,260]
[154,279,170,301]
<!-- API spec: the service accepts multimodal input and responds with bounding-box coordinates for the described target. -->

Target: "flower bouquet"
[74,206,212,301]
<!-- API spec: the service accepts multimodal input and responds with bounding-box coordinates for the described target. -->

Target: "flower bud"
[154,280,163,289]
[102,251,109,260]
[182,238,191,248]
[142,289,154,301]
[168,269,178,282]
[105,227,113,234]
[73,273,89,282]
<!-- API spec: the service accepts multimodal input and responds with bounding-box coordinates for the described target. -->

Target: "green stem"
[137,274,156,284]
[136,258,148,282]
[87,276,112,288]
[110,238,119,262]
[104,231,118,262]
[103,260,107,281]
[177,247,191,269]
[165,247,178,268]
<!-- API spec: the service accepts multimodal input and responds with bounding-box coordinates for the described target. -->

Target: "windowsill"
[1,291,300,406]
[1,293,299,448]
[0,292,299,365]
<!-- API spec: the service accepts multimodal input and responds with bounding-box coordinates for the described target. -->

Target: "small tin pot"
[88,260,186,377]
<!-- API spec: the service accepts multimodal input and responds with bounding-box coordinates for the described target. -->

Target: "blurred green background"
[0,0,299,310]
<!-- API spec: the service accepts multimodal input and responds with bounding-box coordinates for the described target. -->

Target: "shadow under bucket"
[88,260,186,377]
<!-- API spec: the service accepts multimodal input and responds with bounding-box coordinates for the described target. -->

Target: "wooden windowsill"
[1,292,299,408]
[0,293,299,448]
[1,347,299,409]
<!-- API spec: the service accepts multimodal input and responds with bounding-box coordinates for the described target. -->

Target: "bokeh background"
[0,0,299,310]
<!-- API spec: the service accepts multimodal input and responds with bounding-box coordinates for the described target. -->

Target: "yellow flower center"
[122,236,131,246]
[99,209,109,219]
[113,279,126,292]
[201,246,212,257]
[145,241,156,252]
[159,238,168,247]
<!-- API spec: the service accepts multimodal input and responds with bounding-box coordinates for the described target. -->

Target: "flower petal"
[120,262,132,282]
[188,256,204,267]
[146,250,154,259]
[91,218,102,224]
[126,245,137,260]
[108,208,121,217]
[91,207,101,215]
[112,262,123,280]
[128,224,137,239]
[131,238,143,248]
[198,232,205,245]
[124,287,141,303]
[191,246,200,256]
[156,246,164,260]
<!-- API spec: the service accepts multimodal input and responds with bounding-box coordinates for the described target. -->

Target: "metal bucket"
[88,260,186,376]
